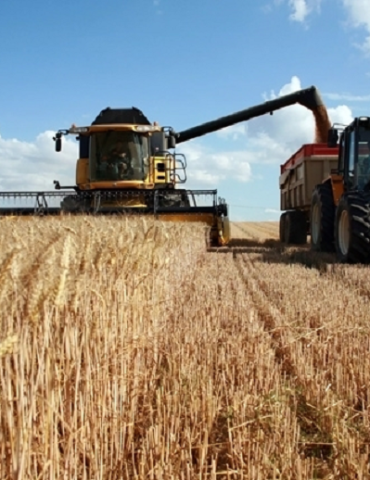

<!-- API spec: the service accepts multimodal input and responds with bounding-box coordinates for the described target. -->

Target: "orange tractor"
[279,117,370,263]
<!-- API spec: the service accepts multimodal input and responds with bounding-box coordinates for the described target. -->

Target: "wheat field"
[0,216,370,479]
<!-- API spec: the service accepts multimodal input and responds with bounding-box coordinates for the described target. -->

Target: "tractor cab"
[329,117,370,192]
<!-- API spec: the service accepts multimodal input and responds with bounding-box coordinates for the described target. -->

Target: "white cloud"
[217,124,247,140]
[153,0,163,15]
[341,0,370,53]
[342,1,370,30]
[179,142,252,187]
[274,0,322,22]
[187,169,220,185]
[323,92,370,102]
[289,0,309,22]
[327,105,353,126]
[0,132,76,192]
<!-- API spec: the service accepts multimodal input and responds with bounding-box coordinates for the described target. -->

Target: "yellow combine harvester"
[54,107,230,246]
[0,86,328,246]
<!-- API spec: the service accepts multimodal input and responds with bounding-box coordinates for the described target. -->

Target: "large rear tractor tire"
[310,182,335,252]
[335,193,370,263]
[283,210,307,245]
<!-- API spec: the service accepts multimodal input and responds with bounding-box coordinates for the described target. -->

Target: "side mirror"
[327,128,338,148]
[53,132,62,152]
[55,137,62,152]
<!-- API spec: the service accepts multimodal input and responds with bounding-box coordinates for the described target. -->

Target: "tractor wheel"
[310,182,335,252]
[335,193,370,263]
[284,210,307,245]
[279,212,287,243]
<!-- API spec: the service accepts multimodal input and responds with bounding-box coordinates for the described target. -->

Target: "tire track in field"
[240,221,279,238]
[169,249,328,476]
[231,222,279,240]
[230,222,259,240]
[165,250,308,476]
[229,224,370,469]
[231,250,364,471]
[229,231,370,411]
[235,222,370,303]
[321,263,370,302]
[231,222,370,304]
[202,252,313,475]
[229,222,244,239]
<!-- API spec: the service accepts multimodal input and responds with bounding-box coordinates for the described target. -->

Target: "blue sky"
[1,0,370,220]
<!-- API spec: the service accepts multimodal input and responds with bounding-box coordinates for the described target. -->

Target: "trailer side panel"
[279,144,339,211]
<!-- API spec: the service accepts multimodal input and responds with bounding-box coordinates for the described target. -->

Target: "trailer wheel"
[279,212,287,243]
[310,182,335,252]
[335,193,370,263]
[284,210,307,245]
